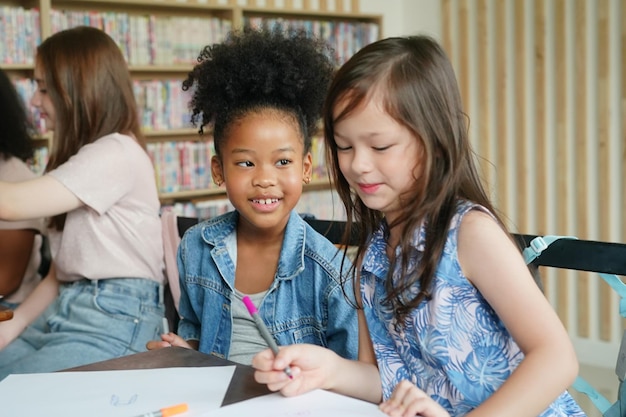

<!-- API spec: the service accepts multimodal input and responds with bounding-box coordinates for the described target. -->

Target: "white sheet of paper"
[203,389,388,417]
[0,366,236,417]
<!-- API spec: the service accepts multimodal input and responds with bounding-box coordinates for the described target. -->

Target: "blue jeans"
[0,278,165,380]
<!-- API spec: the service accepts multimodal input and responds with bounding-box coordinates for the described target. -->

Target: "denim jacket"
[177,210,358,360]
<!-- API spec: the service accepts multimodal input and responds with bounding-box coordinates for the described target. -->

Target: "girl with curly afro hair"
[147,26,358,365]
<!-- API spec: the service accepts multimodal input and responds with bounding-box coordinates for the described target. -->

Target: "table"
[64,347,272,406]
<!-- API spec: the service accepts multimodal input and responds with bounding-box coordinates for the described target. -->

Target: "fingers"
[251,345,317,396]
[146,333,192,350]
[380,380,449,417]
[252,348,294,391]
[251,348,279,371]
[163,333,192,348]
[146,340,170,350]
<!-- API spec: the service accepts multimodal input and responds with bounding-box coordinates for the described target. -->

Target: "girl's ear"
[211,156,224,186]
[302,152,313,183]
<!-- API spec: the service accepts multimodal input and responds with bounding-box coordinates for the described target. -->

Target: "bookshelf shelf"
[145,128,199,139]
[1,0,380,215]
[159,180,334,203]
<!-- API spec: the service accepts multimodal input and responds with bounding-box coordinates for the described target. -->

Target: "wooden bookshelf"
[1,0,382,212]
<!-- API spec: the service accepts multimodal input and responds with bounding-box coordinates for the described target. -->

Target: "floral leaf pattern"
[360,201,586,416]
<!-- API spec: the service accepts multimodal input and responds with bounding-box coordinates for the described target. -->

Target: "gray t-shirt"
[229,290,269,365]
[222,234,270,365]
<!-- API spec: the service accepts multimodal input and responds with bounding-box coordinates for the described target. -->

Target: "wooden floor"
[570,364,618,416]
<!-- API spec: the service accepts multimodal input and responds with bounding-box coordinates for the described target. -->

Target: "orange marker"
[133,403,188,417]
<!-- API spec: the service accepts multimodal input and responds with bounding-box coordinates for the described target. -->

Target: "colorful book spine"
[147,141,214,194]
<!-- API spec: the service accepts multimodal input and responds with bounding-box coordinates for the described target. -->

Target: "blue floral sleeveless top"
[360,201,585,416]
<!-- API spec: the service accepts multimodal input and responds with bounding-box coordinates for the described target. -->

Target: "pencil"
[242,296,294,379]
[133,402,188,417]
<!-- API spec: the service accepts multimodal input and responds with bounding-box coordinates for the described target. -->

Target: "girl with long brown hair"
[0,26,165,378]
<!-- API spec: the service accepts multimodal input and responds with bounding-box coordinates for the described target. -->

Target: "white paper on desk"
[203,389,388,417]
[0,366,235,417]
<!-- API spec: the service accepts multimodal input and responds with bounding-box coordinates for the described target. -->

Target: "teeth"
[254,198,278,205]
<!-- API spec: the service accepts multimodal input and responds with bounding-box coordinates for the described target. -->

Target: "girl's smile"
[357,183,382,194]
[250,197,281,212]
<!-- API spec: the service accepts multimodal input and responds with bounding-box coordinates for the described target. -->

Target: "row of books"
[134,80,194,132]
[12,77,195,133]
[148,141,214,194]
[50,10,232,66]
[0,6,40,65]
[1,5,378,67]
[161,198,234,220]
[244,17,379,65]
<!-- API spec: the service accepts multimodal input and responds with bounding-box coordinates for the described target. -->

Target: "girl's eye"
[277,159,291,166]
[373,145,391,151]
[236,161,253,167]
[38,89,47,95]
[336,144,352,151]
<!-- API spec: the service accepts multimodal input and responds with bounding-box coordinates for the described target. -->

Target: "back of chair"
[514,234,626,276]
[305,218,626,275]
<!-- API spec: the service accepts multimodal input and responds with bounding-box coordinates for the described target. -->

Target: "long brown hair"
[38,26,145,230]
[324,36,506,326]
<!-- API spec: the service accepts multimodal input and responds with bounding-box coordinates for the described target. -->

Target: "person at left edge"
[0,68,45,310]
[0,26,166,380]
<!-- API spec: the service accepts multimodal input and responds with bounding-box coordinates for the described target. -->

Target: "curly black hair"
[182,25,335,158]
[0,68,34,162]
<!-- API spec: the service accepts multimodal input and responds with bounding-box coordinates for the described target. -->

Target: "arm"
[458,211,578,417]
[0,229,36,295]
[0,264,60,349]
[326,309,383,403]
[0,176,82,221]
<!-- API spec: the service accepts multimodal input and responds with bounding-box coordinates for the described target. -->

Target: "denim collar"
[199,210,306,281]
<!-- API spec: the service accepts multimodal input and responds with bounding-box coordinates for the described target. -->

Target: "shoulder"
[0,156,36,181]
[456,205,521,282]
[182,211,236,243]
[91,133,144,155]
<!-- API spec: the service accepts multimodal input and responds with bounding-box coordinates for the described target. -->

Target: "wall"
[360,0,442,38]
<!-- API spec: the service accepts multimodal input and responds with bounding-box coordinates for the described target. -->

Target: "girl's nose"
[252,166,277,188]
[350,148,372,174]
[30,90,41,107]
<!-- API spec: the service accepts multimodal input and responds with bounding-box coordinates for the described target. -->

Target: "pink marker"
[242,296,294,379]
